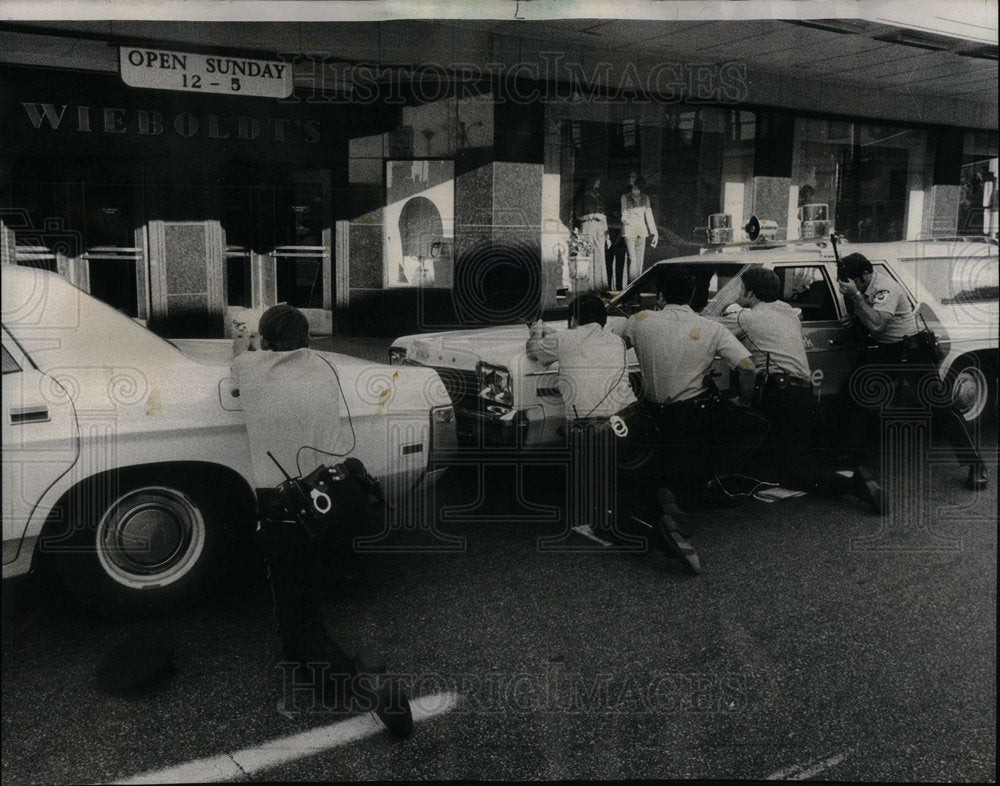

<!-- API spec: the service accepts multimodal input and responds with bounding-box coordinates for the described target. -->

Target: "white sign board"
[119,47,293,99]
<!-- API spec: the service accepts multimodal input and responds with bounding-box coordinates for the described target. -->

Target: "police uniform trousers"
[646,395,768,507]
[757,377,851,496]
[842,337,982,467]
[256,484,370,676]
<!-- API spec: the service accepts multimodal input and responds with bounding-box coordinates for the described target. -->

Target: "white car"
[2,265,456,617]
[390,238,998,448]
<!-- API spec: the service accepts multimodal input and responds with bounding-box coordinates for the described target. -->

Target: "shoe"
[852,465,883,514]
[654,487,691,535]
[371,677,413,738]
[653,513,703,575]
[352,652,412,738]
[965,463,988,491]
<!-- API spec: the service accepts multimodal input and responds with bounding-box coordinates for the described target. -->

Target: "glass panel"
[792,120,925,242]
[2,344,22,375]
[226,249,252,307]
[275,254,323,308]
[384,160,454,288]
[774,265,838,321]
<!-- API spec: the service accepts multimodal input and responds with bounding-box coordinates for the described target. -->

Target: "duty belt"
[764,374,812,390]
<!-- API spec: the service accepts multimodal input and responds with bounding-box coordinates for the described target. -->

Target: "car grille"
[434,367,479,405]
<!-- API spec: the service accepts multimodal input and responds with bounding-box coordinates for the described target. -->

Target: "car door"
[1,326,80,565]
[770,262,857,405]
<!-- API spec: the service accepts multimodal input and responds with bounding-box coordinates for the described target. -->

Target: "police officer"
[723,267,881,511]
[232,305,413,736]
[837,252,988,491]
[616,267,768,511]
[527,295,701,571]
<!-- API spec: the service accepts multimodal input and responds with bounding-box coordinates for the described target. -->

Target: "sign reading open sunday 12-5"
[119,47,293,99]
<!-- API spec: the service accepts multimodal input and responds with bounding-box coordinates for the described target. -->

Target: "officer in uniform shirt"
[529,294,701,572]
[837,253,988,491]
[527,293,636,423]
[616,267,767,511]
[722,267,881,510]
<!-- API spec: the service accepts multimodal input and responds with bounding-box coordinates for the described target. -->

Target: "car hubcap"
[952,366,988,422]
[97,487,206,589]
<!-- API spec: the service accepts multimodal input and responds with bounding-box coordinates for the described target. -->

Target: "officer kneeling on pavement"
[836,253,988,492]
[614,267,770,515]
[231,305,412,737]
[526,295,702,573]
[720,267,882,512]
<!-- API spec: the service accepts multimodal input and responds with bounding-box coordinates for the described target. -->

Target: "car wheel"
[54,479,235,619]
[949,357,995,425]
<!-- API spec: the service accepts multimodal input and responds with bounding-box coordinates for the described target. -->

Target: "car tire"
[52,475,241,619]
[948,355,997,427]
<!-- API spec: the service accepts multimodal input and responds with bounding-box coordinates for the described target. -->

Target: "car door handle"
[9,405,50,424]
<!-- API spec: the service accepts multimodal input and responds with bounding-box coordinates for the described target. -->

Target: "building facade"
[2,18,997,337]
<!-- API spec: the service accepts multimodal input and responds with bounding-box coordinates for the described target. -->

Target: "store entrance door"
[220,165,333,336]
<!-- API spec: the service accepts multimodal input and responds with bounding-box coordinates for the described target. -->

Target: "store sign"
[119,47,293,99]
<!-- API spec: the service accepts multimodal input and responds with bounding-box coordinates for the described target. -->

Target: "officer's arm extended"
[716,328,757,406]
[839,281,891,335]
[526,321,560,365]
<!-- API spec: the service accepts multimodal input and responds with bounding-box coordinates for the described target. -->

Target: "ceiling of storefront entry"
[2,8,996,128]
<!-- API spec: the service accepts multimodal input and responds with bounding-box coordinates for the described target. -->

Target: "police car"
[2,265,456,617]
[389,230,997,450]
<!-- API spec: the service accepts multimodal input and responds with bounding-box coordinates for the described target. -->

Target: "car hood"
[393,317,634,373]
[173,339,452,409]
[393,322,592,371]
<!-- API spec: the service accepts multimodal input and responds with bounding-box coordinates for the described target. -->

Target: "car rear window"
[908,257,1000,305]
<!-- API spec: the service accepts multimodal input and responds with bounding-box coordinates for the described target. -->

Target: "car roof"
[644,238,997,269]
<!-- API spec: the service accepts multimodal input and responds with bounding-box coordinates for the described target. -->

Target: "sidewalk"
[310,335,395,363]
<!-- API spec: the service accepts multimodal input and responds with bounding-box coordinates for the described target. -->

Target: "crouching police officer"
[722,268,882,511]
[616,267,768,513]
[837,253,988,491]
[232,305,412,737]
[527,295,701,572]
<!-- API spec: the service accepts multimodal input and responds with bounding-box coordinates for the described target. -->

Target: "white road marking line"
[572,524,613,547]
[113,691,460,784]
[766,750,852,781]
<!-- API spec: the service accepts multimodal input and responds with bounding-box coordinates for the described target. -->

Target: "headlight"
[477,362,513,407]
[389,347,408,365]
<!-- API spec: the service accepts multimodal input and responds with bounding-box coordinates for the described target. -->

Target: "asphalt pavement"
[3,431,997,783]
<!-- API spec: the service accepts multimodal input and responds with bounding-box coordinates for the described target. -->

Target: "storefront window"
[791,119,926,242]
[384,159,454,288]
[959,130,999,238]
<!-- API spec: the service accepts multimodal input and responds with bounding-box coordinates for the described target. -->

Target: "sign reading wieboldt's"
[119,47,293,99]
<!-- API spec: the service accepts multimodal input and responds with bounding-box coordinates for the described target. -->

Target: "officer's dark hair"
[568,293,607,328]
[742,267,780,303]
[839,252,873,278]
[655,267,694,305]
[259,304,310,351]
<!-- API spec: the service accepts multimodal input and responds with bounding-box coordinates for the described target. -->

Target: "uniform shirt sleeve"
[618,314,640,345]
[526,332,561,365]
[868,283,900,315]
[719,307,749,339]
[714,323,754,370]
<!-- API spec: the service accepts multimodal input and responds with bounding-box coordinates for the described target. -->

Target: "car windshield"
[907,257,1000,305]
[610,261,747,316]
[3,268,185,368]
